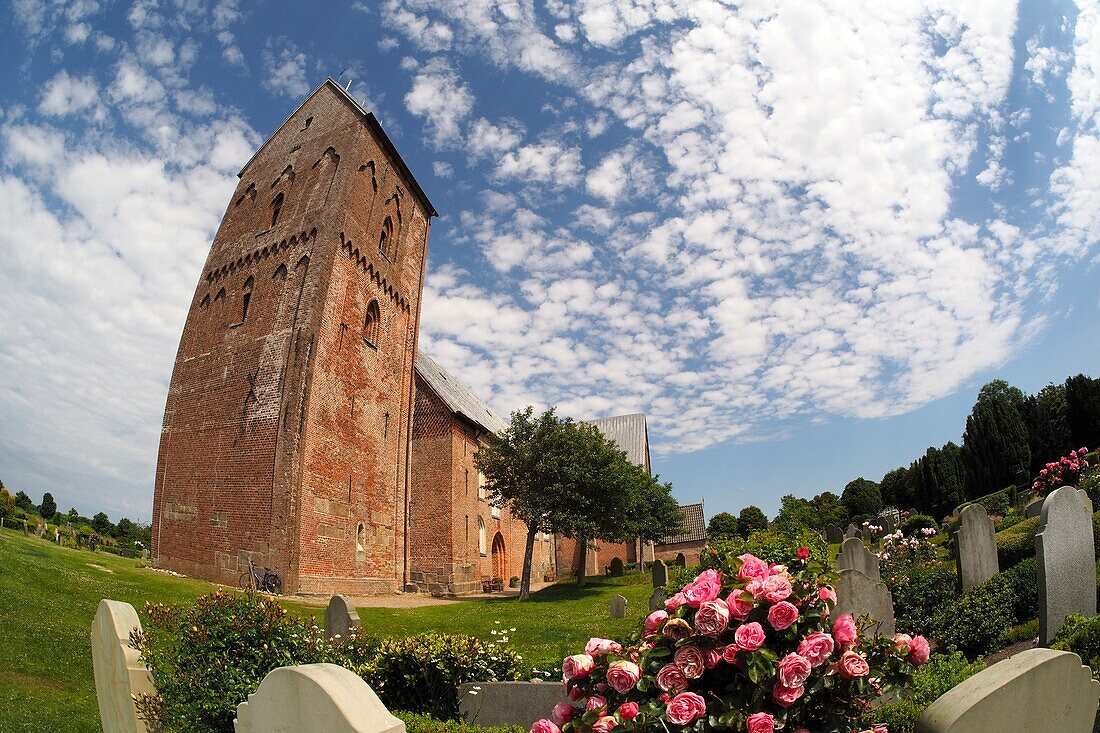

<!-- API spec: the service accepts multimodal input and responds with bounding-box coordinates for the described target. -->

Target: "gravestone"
[235,663,404,733]
[21,520,28,535]
[609,557,624,577]
[882,516,896,535]
[844,523,859,540]
[648,587,666,612]
[90,599,155,733]
[324,595,361,640]
[674,553,687,567]
[955,505,998,590]
[834,568,894,636]
[825,524,843,544]
[459,681,568,729]
[916,648,1099,733]
[652,559,668,588]
[835,538,880,581]
[1025,500,1043,519]
[610,594,627,619]
[1078,488,1093,514]
[1036,486,1097,645]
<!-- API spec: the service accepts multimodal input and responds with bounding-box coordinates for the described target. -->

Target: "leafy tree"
[1019,383,1071,474]
[963,380,1030,495]
[879,468,909,510]
[115,517,137,541]
[707,512,739,540]
[773,494,818,534]
[736,505,768,537]
[92,512,114,536]
[841,478,882,517]
[809,491,849,528]
[1065,374,1100,449]
[0,487,14,519]
[39,492,57,521]
[14,490,33,512]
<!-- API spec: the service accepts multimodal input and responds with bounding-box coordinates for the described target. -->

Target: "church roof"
[661,502,707,545]
[239,78,437,217]
[415,353,509,435]
[586,413,649,469]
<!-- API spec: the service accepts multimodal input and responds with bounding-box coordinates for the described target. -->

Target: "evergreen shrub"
[932,575,1015,657]
[1000,556,1038,624]
[397,711,525,733]
[869,652,985,733]
[701,529,827,569]
[900,514,937,536]
[1052,614,1100,678]
[995,516,1040,568]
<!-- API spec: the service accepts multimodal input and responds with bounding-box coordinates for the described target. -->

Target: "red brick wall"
[555,536,633,577]
[654,540,708,565]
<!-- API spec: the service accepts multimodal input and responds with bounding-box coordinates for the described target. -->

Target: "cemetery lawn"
[0,527,654,733]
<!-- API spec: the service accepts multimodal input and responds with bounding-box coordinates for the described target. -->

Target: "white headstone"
[834,568,894,636]
[234,664,404,733]
[90,600,155,733]
[610,594,627,619]
[458,681,568,729]
[916,648,1099,733]
[835,538,880,580]
[955,505,999,589]
[1036,487,1097,645]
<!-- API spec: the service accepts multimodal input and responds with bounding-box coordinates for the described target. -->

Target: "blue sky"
[0,0,1097,522]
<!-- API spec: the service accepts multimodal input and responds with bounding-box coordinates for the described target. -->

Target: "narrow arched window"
[378,216,394,260]
[270,193,284,228]
[362,299,381,347]
[241,276,254,323]
[478,517,486,556]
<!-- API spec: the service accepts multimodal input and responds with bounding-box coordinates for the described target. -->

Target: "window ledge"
[362,338,378,351]
[480,553,487,558]
[229,322,243,329]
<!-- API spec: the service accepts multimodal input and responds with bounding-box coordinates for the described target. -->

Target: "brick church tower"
[151,79,436,594]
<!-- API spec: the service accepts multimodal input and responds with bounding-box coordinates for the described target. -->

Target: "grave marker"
[674,553,687,567]
[610,594,627,619]
[1036,486,1096,645]
[844,523,859,540]
[90,600,155,733]
[955,505,998,589]
[652,560,668,588]
[458,681,568,729]
[648,588,666,612]
[609,557,624,577]
[825,524,843,544]
[1025,500,1043,519]
[324,595,360,640]
[835,537,880,581]
[834,568,894,636]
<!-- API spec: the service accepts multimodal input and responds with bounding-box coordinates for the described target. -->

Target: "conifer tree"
[962,380,1031,495]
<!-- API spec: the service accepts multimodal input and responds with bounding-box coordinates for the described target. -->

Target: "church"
[150,79,652,595]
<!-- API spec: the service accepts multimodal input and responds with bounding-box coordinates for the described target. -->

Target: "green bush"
[1004,619,1039,645]
[1052,614,1100,677]
[1000,556,1039,624]
[996,516,1040,568]
[882,549,956,638]
[932,574,1015,657]
[868,652,985,733]
[901,514,937,536]
[360,633,523,720]
[701,529,828,569]
[995,510,1025,532]
[397,712,526,733]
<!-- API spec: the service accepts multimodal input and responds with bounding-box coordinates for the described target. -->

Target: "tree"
[707,512,739,540]
[39,492,57,521]
[1065,374,1100,449]
[736,506,768,537]
[14,490,33,512]
[841,478,882,518]
[1020,383,1070,474]
[962,380,1030,494]
[0,487,14,519]
[115,517,137,541]
[879,468,909,510]
[91,512,114,536]
[809,491,848,528]
[773,495,818,534]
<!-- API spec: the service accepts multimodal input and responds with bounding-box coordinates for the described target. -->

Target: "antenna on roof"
[345,78,353,91]
[335,68,352,90]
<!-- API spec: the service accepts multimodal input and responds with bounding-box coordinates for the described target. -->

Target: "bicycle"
[239,557,282,594]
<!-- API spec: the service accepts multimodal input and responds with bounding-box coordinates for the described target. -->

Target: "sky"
[0,0,1097,523]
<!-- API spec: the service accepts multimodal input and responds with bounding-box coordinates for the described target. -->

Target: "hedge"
[397,712,525,733]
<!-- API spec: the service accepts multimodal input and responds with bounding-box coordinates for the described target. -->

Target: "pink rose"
[663,618,693,640]
[767,601,799,630]
[562,654,595,682]
[745,578,765,599]
[874,727,889,733]
[769,563,787,576]
[531,720,561,733]
[722,644,739,663]
[645,610,669,634]
[665,592,687,611]
[592,716,618,733]
[606,660,642,694]
[908,635,930,666]
[665,692,707,725]
[585,638,623,656]
[798,632,835,667]
[683,569,722,608]
[568,686,585,701]
[746,711,775,733]
[675,645,707,679]
[704,647,722,669]
[892,633,912,655]
[734,621,766,651]
[838,650,869,679]
[818,585,837,605]
[777,653,812,688]
[586,695,607,713]
[738,554,770,582]
[695,599,731,636]
[772,682,804,708]
[726,592,755,620]
[761,575,793,603]
[656,663,688,692]
[551,702,575,726]
[619,702,639,720]
[832,614,857,645]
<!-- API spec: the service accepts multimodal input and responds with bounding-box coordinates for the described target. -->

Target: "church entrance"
[491,532,506,581]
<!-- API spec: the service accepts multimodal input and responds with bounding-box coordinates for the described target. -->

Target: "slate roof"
[415,353,508,435]
[661,502,707,545]
[586,413,650,469]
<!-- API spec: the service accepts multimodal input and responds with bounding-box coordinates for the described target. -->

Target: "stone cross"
[824,524,843,544]
[235,664,404,733]
[835,537,880,581]
[1036,486,1097,645]
[916,648,1099,733]
[834,568,894,636]
[955,504,998,590]
[324,595,360,640]
[648,587,666,612]
[652,560,668,588]
[610,594,628,619]
[609,557,624,577]
[90,600,155,733]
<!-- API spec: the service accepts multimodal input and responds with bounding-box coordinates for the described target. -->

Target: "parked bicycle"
[239,557,282,594]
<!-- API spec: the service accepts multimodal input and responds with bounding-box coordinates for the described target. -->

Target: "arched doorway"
[491,532,506,580]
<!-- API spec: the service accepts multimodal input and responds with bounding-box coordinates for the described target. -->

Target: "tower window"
[362,299,381,347]
[241,276,254,323]
[378,216,394,260]
[478,517,486,556]
[270,193,284,228]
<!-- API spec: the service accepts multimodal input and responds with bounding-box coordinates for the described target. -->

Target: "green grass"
[0,527,653,732]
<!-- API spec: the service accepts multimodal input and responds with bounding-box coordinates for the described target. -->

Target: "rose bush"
[532,550,927,733]
[1031,447,1093,495]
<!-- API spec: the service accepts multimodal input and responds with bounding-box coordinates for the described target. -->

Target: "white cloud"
[433,161,454,178]
[494,140,581,187]
[1025,35,1071,89]
[261,39,312,99]
[404,57,474,145]
[38,71,102,119]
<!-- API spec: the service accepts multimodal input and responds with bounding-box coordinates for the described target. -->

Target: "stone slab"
[955,505,998,590]
[836,537,880,580]
[235,664,404,733]
[610,594,627,619]
[834,568,894,636]
[649,587,666,612]
[91,599,155,733]
[652,559,668,588]
[825,524,843,544]
[609,557,624,577]
[1036,486,1097,645]
[324,595,360,640]
[458,681,567,729]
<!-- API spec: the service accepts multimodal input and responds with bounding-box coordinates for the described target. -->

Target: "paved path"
[289,581,555,609]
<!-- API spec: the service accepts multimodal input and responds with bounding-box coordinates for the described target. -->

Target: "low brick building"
[654,502,708,565]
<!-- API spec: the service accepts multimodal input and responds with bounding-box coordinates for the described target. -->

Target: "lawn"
[0,527,653,733]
